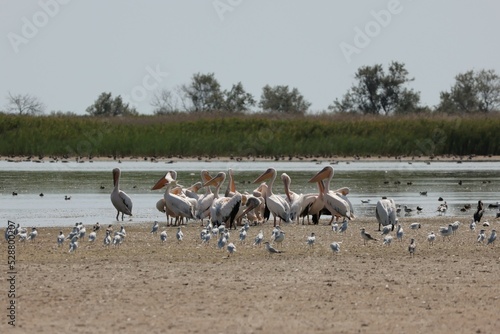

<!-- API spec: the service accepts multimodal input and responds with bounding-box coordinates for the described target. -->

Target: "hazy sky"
[2,0,499,114]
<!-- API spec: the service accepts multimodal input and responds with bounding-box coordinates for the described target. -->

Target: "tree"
[222,82,256,112]
[437,69,500,113]
[5,92,45,115]
[329,61,421,115]
[86,92,138,116]
[181,73,224,112]
[259,85,311,114]
[151,88,185,114]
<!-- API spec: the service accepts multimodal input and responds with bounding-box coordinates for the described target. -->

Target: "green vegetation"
[1,113,499,158]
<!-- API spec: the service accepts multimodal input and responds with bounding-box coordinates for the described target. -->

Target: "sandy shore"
[1,216,499,333]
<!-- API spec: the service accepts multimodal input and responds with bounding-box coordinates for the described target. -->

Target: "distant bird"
[451,221,460,234]
[273,230,285,247]
[176,227,183,242]
[227,242,236,256]
[437,202,448,214]
[408,238,416,257]
[93,222,101,232]
[483,221,490,227]
[78,223,86,240]
[331,222,338,233]
[217,233,227,250]
[477,229,486,243]
[239,228,247,243]
[427,231,436,246]
[57,231,65,247]
[330,242,341,254]
[88,231,96,242]
[69,235,78,253]
[409,223,421,230]
[18,231,28,242]
[39,193,44,197]
[396,224,404,241]
[103,230,112,247]
[416,206,423,213]
[151,221,159,234]
[360,227,377,245]
[383,235,393,246]
[254,230,264,246]
[404,206,413,214]
[439,224,453,241]
[264,241,282,254]
[113,233,123,246]
[474,200,484,223]
[487,230,496,245]
[200,229,210,244]
[381,225,392,235]
[307,232,316,247]
[361,199,371,204]
[438,197,444,201]
[160,230,168,243]
[27,227,38,241]
[338,220,349,234]
[419,191,427,196]
[64,195,71,200]
[469,219,476,231]
[12,191,18,196]
[110,167,133,221]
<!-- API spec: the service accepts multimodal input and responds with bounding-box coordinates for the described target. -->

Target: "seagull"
[254,230,264,246]
[409,223,421,230]
[217,233,227,250]
[381,225,392,235]
[103,230,112,247]
[93,222,101,232]
[69,235,78,253]
[176,227,184,242]
[151,221,159,234]
[330,242,341,254]
[469,219,476,232]
[273,230,285,247]
[427,231,436,246]
[331,222,338,233]
[338,220,348,234]
[408,238,416,257]
[439,224,453,241]
[160,230,168,243]
[57,231,65,247]
[477,229,486,243]
[482,221,490,227]
[27,227,38,241]
[264,241,282,254]
[383,235,393,246]
[201,230,210,244]
[404,206,413,214]
[307,232,316,247]
[487,230,496,245]
[396,224,404,241]
[78,223,86,240]
[227,242,236,256]
[451,221,460,234]
[113,233,123,246]
[88,231,96,242]
[239,228,247,243]
[18,232,28,242]
[360,227,377,245]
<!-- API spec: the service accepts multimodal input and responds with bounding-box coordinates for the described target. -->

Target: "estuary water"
[1,159,499,228]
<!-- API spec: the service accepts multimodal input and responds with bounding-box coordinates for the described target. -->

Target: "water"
[1,159,499,227]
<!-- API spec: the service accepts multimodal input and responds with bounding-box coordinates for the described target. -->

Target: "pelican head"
[308,166,333,183]
[151,171,176,190]
[253,168,276,184]
[202,172,226,188]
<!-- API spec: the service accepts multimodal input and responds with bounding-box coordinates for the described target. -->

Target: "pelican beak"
[253,168,274,184]
[335,187,350,196]
[203,172,225,187]
[201,170,212,183]
[308,166,333,183]
[151,174,169,190]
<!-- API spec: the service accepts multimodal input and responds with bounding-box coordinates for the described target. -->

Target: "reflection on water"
[1,160,499,227]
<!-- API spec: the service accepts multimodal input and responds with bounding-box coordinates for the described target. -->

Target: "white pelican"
[253,168,291,226]
[375,198,398,231]
[110,168,133,221]
[152,171,195,224]
[360,227,377,245]
[203,172,242,229]
[282,172,317,224]
[195,170,215,220]
[308,166,353,224]
[224,168,237,197]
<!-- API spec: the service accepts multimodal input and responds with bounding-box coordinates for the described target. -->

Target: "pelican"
[375,198,397,231]
[110,168,133,221]
[195,170,215,220]
[204,172,242,229]
[152,171,195,224]
[282,172,318,224]
[253,168,291,226]
[224,168,237,198]
[308,166,353,224]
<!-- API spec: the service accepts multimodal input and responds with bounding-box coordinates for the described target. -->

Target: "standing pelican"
[253,168,291,226]
[375,197,398,231]
[152,171,195,224]
[203,172,242,229]
[308,166,353,223]
[195,170,215,220]
[110,168,133,221]
[282,172,317,224]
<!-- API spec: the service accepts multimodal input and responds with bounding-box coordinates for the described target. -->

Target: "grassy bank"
[0,113,499,158]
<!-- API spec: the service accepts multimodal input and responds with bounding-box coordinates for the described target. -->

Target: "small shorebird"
[307,232,316,247]
[57,231,65,247]
[427,231,436,246]
[227,242,236,256]
[408,238,416,257]
[160,230,168,243]
[151,221,159,234]
[477,229,486,243]
[264,241,282,254]
[487,230,496,245]
[330,242,341,254]
[360,227,377,245]
[439,224,453,241]
[409,223,421,230]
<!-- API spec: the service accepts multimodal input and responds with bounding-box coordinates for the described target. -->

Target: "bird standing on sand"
[451,221,460,234]
[103,230,112,247]
[381,225,392,235]
[27,227,38,241]
[176,227,183,242]
[307,232,316,247]
[330,242,341,254]
[160,230,168,243]
[254,230,264,246]
[227,242,236,256]
[477,229,486,243]
[338,220,348,234]
[360,227,377,245]
[151,221,159,234]
[239,228,247,243]
[383,235,393,246]
[264,241,282,254]
[408,238,416,257]
[427,231,436,246]
[487,230,496,245]
[69,235,78,253]
[409,223,421,230]
[473,200,484,224]
[439,224,453,241]
[88,231,96,242]
[396,224,404,242]
[57,231,65,247]
[469,219,476,232]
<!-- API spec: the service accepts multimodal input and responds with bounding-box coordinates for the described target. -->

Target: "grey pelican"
[110,168,133,221]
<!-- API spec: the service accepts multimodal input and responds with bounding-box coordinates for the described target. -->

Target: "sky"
[1,0,499,114]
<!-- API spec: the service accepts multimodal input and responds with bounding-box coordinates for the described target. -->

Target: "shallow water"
[1,160,499,227]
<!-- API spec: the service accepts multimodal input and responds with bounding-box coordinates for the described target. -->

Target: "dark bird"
[438,197,444,201]
[419,191,427,196]
[64,195,71,200]
[408,238,416,257]
[416,206,423,213]
[360,227,378,245]
[474,200,484,223]
[12,191,18,196]
[39,193,44,197]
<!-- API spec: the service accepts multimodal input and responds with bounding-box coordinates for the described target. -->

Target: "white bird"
[396,224,404,241]
[469,219,476,232]
[381,225,392,235]
[409,223,421,230]
[176,227,184,242]
[152,171,195,224]
[451,221,460,234]
[254,230,264,246]
[427,231,436,246]
[307,232,316,247]
[88,231,96,242]
[110,168,133,221]
[69,236,78,253]
[227,242,236,256]
[201,230,210,244]
[217,233,227,250]
[18,232,28,242]
[331,222,338,232]
[113,234,123,246]
[273,230,285,247]
[375,198,398,231]
[264,241,282,254]
[487,230,496,245]
[482,221,490,227]
[78,223,86,240]
[477,229,486,243]
[338,220,348,234]
[160,230,168,243]
[330,242,341,254]
[239,228,247,243]
[408,238,416,257]
[383,235,393,246]
[66,225,79,240]
[439,224,453,241]
[57,231,65,246]
[103,230,112,246]
[253,168,291,226]
[27,227,38,241]
[360,227,377,245]
[151,221,159,234]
